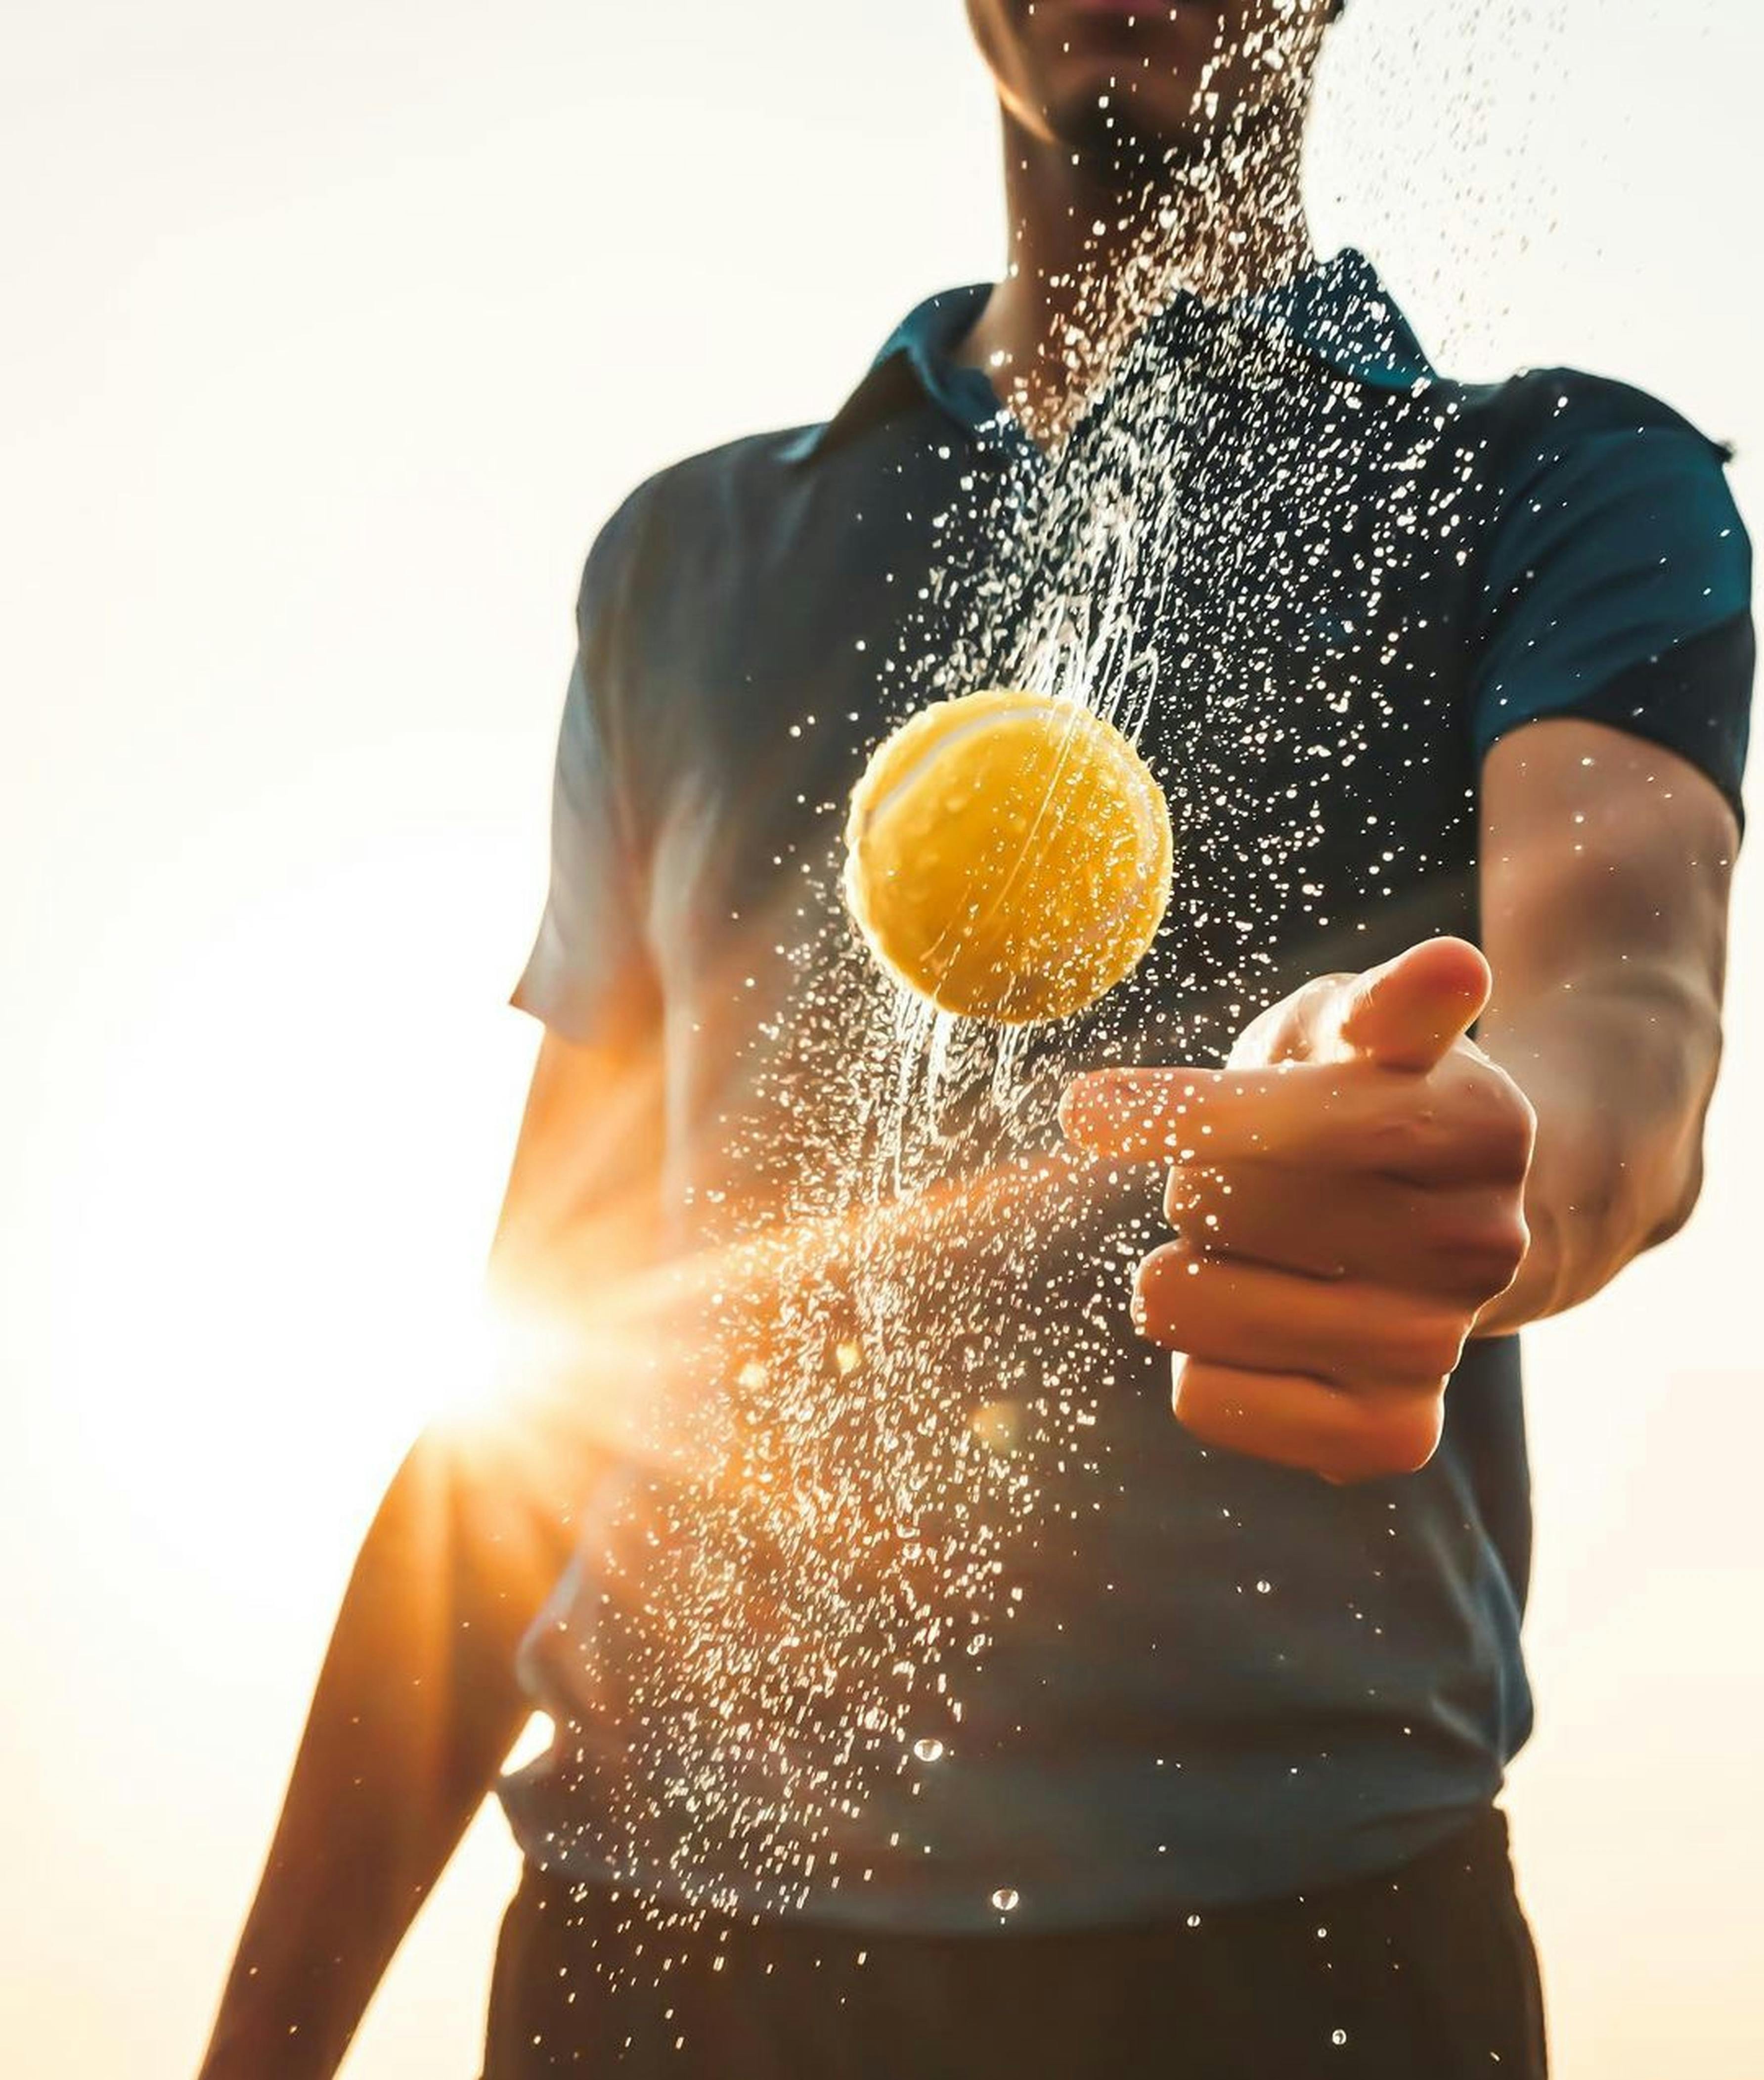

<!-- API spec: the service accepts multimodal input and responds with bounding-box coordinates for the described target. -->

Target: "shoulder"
[1425,365,1750,613]
[1440,365,1737,500]
[575,426,821,632]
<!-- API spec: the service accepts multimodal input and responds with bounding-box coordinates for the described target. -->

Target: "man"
[199,2,1751,2075]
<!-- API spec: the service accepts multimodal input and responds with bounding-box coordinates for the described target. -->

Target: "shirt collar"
[780,248,1434,467]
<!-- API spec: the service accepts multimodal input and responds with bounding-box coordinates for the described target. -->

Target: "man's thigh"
[480,1809,1546,2080]
[1159,1806,1550,2079]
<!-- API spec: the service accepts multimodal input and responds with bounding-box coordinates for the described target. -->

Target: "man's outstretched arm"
[198,1029,662,2080]
[1469,718,1736,1332]
[1062,716,1737,1483]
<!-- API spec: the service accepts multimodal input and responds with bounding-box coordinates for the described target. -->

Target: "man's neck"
[954,107,1316,446]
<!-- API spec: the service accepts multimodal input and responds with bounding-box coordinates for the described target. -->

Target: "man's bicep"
[1478,717,1736,1018]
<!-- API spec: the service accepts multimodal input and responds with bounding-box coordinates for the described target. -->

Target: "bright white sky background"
[3,3,1762,2074]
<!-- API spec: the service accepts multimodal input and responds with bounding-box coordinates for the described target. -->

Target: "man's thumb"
[1335,937,1492,1073]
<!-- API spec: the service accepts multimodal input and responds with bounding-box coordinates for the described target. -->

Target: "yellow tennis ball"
[842,687,1174,1024]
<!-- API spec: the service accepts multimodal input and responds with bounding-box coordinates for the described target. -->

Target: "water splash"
[525,0,1557,1979]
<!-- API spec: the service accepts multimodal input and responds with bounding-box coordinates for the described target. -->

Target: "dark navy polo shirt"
[499,250,1752,1929]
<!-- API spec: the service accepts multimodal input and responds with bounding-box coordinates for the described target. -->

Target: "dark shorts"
[482,1807,1547,2080]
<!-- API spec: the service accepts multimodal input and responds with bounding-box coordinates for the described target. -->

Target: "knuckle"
[1336,1397,1444,1484]
[1430,1207,1531,1295]
[1365,1106,1436,1173]
[1484,1099,1536,1181]
[1460,1072,1536,1178]
[1379,1310,1468,1387]
[1396,1071,1534,1185]
[1477,1208,1531,1285]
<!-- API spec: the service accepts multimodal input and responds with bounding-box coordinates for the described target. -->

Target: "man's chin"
[1043,90,1213,180]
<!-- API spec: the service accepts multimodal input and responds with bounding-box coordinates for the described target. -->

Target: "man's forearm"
[198,1430,570,2079]
[1473,973,1721,1335]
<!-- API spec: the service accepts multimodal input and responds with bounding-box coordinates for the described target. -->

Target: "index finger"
[1058,1062,1393,1167]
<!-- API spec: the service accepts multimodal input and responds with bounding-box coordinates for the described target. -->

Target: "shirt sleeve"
[1469,373,1755,829]
[510,519,660,1048]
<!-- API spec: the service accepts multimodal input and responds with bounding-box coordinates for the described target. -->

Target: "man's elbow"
[1645,1142,1707,1249]
[1647,1005,1725,1249]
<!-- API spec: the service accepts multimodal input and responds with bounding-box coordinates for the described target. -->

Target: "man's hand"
[1060,938,1536,1484]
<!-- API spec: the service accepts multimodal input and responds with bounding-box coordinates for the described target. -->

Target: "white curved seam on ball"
[963,708,1166,974]
[1004,754,1169,974]
[851,707,1019,842]
[910,704,1101,984]
[858,704,1066,986]
[853,696,1171,1009]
